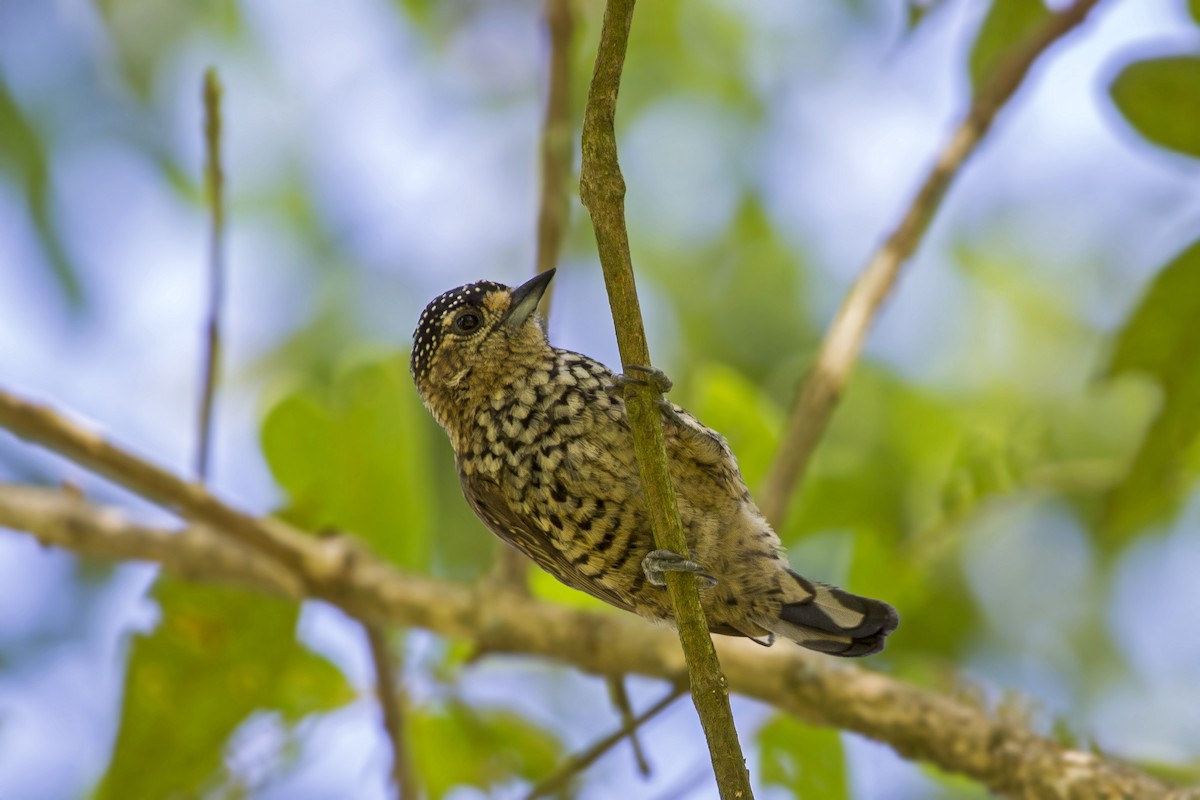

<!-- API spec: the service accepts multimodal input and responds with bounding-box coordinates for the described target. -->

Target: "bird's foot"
[623,364,673,393]
[605,364,673,395]
[605,366,687,425]
[642,549,717,589]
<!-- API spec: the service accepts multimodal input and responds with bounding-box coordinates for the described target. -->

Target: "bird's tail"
[765,569,899,657]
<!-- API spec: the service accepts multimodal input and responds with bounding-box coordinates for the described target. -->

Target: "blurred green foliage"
[759,715,848,800]
[95,0,242,100]
[1102,240,1200,541]
[1111,55,1200,159]
[968,0,1050,91]
[261,354,502,579]
[97,580,353,800]
[261,358,435,570]
[0,85,82,307]
[410,701,563,798]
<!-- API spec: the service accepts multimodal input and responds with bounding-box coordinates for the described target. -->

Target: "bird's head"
[410,269,555,419]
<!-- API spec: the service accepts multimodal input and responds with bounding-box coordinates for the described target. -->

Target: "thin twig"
[195,67,226,482]
[0,482,1188,799]
[365,625,419,800]
[524,685,684,800]
[0,388,313,578]
[535,0,575,324]
[606,674,651,775]
[757,0,1107,527]
[578,1,753,797]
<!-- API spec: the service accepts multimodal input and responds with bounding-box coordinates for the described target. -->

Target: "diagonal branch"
[757,0,1107,527]
[0,388,369,599]
[0,483,302,596]
[578,1,753,796]
[523,685,685,800]
[606,674,652,776]
[0,482,1188,800]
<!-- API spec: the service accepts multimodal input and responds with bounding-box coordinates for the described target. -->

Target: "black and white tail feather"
[768,570,899,657]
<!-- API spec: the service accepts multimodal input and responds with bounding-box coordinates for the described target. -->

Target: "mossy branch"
[0,480,1189,799]
[577,0,753,797]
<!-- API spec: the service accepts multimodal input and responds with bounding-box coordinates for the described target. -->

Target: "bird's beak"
[505,268,555,330]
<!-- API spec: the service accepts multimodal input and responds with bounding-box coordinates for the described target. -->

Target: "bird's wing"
[458,469,634,612]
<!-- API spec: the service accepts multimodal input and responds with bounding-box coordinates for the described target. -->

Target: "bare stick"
[757,0,1106,527]
[606,675,651,776]
[578,1,753,796]
[0,388,314,578]
[195,67,226,482]
[365,626,419,800]
[0,483,1185,800]
[0,484,302,596]
[524,685,684,800]
[535,0,575,323]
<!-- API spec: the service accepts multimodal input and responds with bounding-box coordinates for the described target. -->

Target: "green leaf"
[94,0,242,100]
[968,0,1050,92]
[788,367,961,546]
[1191,0,1200,27]
[1102,240,1200,539]
[270,646,357,722]
[759,715,848,800]
[97,580,353,800]
[1110,55,1200,159]
[411,702,562,799]
[0,85,83,308]
[261,356,434,569]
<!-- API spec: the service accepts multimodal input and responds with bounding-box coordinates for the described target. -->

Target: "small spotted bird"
[411,269,898,656]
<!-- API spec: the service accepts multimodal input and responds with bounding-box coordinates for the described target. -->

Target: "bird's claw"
[606,367,686,426]
[605,364,673,396]
[642,549,717,589]
[624,364,673,393]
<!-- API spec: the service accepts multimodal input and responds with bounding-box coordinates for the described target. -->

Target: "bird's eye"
[453,311,481,333]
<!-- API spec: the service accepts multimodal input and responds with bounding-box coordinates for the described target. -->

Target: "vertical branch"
[366,625,419,800]
[756,0,1106,527]
[578,1,753,797]
[195,67,226,482]
[535,0,576,324]
[494,0,578,591]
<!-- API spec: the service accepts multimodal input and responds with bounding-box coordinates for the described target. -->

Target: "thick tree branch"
[0,389,326,582]
[758,0,1107,526]
[0,483,302,596]
[577,1,752,796]
[0,483,1190,800]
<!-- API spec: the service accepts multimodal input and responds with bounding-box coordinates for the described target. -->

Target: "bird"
[410,268,898,656]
